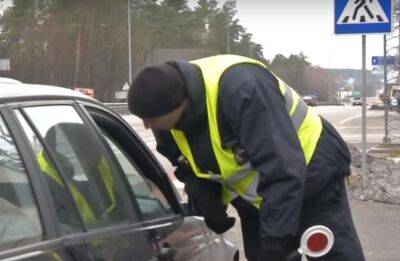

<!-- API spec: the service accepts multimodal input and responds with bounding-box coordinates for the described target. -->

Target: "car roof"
[0,83,95,103]
[0,77,23,84]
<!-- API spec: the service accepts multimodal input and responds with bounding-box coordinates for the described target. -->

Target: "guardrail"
[104,103,130,115]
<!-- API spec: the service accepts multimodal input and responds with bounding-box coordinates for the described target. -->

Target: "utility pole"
[226,24,230,54]
[128,0,132,85]
[383,1,400,143]
[328,69,332,102]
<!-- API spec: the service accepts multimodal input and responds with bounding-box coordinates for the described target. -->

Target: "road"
[123,105,400,261]
[316,105,386,149]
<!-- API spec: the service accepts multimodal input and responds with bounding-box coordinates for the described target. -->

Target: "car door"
[10,102,158,261]
[82,103,214,261]
[0,106,74,261]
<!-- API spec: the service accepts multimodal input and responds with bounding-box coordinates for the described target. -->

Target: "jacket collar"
[167,61,206,132]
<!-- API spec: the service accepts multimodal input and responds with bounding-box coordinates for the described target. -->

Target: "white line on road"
[339,114,363,125]
[338,110,383,125]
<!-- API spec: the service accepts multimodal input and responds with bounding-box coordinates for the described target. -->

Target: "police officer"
[128,55,365,261]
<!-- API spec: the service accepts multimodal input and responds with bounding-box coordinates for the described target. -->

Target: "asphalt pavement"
[316,105,386,149]
[123,105,400,261]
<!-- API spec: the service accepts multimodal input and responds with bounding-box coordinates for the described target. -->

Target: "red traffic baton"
[287,225,334,260]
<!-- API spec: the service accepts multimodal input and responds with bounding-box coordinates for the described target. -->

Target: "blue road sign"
[335,0,392,34]
[372,56,396,65]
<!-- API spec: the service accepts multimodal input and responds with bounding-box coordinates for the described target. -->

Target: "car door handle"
[157,243,176,261]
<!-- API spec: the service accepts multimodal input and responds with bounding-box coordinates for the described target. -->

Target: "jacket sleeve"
[219,64,307,249]
[152,129,180,166]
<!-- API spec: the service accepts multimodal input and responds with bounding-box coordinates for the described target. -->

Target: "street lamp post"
[226,24,230,54]
[128,0,132,85]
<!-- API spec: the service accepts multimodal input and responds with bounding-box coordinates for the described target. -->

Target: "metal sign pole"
[384,35,389,143]
[362,35,367,174]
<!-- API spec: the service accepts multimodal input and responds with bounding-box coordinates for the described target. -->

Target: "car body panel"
[0,77,22,84]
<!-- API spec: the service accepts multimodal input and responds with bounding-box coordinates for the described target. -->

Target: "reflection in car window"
[15,110,83,235]
[17,105,133,231]
[103,135,173,220]
[0,114,42,251]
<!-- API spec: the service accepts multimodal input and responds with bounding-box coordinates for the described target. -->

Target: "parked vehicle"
[351,96,362,106]
[0,83,238,261]
[302,95,318,106]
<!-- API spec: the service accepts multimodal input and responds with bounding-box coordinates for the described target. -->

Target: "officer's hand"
[191,193,236,234]
[174,163,192,183]
[187,196,235,234]
[204,216,235,234]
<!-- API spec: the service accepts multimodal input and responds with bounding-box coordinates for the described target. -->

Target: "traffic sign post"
[362,35,367,175]
[383,35,390,144]
[335,0,393,175]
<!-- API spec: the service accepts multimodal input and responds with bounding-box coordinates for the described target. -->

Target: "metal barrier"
[104,103,130,115]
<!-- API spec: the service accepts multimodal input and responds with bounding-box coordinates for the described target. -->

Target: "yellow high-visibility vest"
[37,151,97,224]
[171,55,322,208]
[37,151,116,224]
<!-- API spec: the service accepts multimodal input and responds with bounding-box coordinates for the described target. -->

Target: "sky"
[189,0,389,70]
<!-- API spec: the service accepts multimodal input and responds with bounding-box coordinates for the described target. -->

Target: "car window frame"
[17,100,140,223]
[0,100,156,260]
[7,100,138,212]
[0,105,56,238]
[0,104,73,259]
[79,102,184,221]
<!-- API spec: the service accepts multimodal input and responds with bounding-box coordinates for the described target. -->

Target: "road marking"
[336,126,384,130]
[339,114,363,125]
[338,110,383,125]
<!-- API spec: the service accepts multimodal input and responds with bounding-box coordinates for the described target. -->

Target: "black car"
[0,83,238,261]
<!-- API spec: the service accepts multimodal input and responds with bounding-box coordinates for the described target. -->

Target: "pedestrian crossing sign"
[335,0,392,34]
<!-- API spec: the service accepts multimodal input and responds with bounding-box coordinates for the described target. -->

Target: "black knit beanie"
[128,63,186,118]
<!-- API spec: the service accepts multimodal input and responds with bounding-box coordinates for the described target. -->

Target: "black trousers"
[231,178,365,261]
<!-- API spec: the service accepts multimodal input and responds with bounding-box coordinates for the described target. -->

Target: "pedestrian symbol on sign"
[337,0,389,24]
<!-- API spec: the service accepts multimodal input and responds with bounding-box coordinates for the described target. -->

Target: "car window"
[16,105,134,232]
[103,135,174,220]
[15,110,83,235]
[0,114,42,251]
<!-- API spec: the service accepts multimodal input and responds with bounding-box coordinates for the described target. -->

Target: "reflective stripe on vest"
[37,151,97,224]
[171,55,323,208]
[98,156,116,212]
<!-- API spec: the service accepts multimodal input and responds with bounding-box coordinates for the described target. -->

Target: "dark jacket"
[153,61,351,246]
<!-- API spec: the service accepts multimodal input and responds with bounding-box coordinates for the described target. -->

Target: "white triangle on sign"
[122,82,130,91]
[337,0,389,24]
